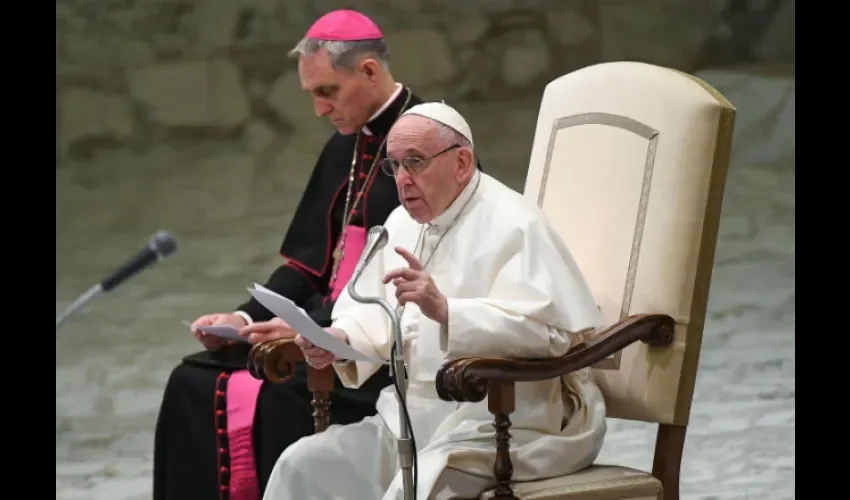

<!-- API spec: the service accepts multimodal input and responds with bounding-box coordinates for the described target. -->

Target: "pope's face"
[386,116,474,224]
[298,49,377,135]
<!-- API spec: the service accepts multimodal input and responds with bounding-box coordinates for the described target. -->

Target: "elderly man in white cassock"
[260,102,608,500]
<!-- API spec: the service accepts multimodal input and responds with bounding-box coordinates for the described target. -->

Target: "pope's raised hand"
[383,246,448,325]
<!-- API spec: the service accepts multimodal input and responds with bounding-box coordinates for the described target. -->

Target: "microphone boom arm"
[55,284,103,328]
[55,230,178,330]
[345,230,415,500]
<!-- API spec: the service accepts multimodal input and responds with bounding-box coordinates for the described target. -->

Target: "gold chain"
[329,89,412,287]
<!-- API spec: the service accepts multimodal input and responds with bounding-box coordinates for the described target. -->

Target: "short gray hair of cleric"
[288,38,389,71]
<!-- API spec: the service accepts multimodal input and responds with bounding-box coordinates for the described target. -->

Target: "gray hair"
[436,123,473,151]
[435,122,475,165]
[288,38,389,71]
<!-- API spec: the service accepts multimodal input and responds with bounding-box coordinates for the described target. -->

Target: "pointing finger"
[394,247,423,271]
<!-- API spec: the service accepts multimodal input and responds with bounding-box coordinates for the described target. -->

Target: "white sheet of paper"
[247,283,387,365]
[199,325,247,342]
[181,321,248,343]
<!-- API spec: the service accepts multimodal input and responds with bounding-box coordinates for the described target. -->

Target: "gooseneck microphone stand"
[56,231,178,329]
[346,226,415,500]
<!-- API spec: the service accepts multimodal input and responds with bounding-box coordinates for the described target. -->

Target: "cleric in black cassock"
[152,10,424,500]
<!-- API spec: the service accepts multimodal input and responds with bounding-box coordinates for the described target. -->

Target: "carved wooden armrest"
[247,338,335,432]
[434,313,675,500]
[436,313,674,402]
[247,338,303,383]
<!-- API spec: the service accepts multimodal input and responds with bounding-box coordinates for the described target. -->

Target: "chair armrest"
[247,338,304,383]
[436,313,675,403]
[247,338,336,433]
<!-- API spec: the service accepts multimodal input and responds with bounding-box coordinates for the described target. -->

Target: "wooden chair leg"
[307,366,335,433]
[488,381,519,500]
[652,423,687,500]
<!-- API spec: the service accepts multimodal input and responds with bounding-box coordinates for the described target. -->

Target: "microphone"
[56,231,178,328]
[101,230,177,291]
[349,225,389,288]
[345,225,416,500]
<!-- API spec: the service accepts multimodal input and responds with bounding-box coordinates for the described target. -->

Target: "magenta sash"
[224,370,263,500]
[219,225,365,499]
[329,225,367,300]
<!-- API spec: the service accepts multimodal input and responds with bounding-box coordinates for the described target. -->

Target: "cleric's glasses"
[380,144,461,177]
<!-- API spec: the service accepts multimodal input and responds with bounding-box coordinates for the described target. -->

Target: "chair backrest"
[524,62,735,425]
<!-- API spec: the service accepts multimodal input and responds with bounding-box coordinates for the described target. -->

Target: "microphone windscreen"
[150,231,177,257]
[367,226,389,252]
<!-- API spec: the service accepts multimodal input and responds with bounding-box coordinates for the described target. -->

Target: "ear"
[455,147,474,182]
[359,58,381,81]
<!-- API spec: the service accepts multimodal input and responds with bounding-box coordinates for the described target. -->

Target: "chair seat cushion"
[479,464,662,500]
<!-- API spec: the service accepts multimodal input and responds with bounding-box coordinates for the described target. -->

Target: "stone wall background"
[56,4,795,497]
[56,0,795,297]
[57,0,794,166]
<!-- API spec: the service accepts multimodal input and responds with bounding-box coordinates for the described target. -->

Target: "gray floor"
[56,109,795,498]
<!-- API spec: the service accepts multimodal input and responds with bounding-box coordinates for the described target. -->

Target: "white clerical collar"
[363,83,403,136]
[428,169,482,229]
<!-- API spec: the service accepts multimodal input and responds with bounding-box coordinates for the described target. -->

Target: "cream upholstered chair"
[249,61,736,499]
[436,61,736,500]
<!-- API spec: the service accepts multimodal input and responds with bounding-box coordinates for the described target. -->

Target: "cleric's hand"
[383,247,448,325]
[190,312,246,351]
[238,317,297,345]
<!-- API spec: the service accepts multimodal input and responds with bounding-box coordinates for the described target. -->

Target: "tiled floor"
[56,118,794,498]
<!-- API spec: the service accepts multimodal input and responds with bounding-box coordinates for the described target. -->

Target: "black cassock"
[153,88,422,500]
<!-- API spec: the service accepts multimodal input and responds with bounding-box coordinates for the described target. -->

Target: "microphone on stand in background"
[55,230,178,329]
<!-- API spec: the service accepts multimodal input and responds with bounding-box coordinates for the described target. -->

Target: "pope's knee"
[264,434,319,498]
[271,433,316,475]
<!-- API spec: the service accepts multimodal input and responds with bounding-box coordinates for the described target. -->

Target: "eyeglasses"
[380,144,461,177]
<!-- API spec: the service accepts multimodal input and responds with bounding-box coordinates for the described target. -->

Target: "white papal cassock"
[263,169,607,500]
